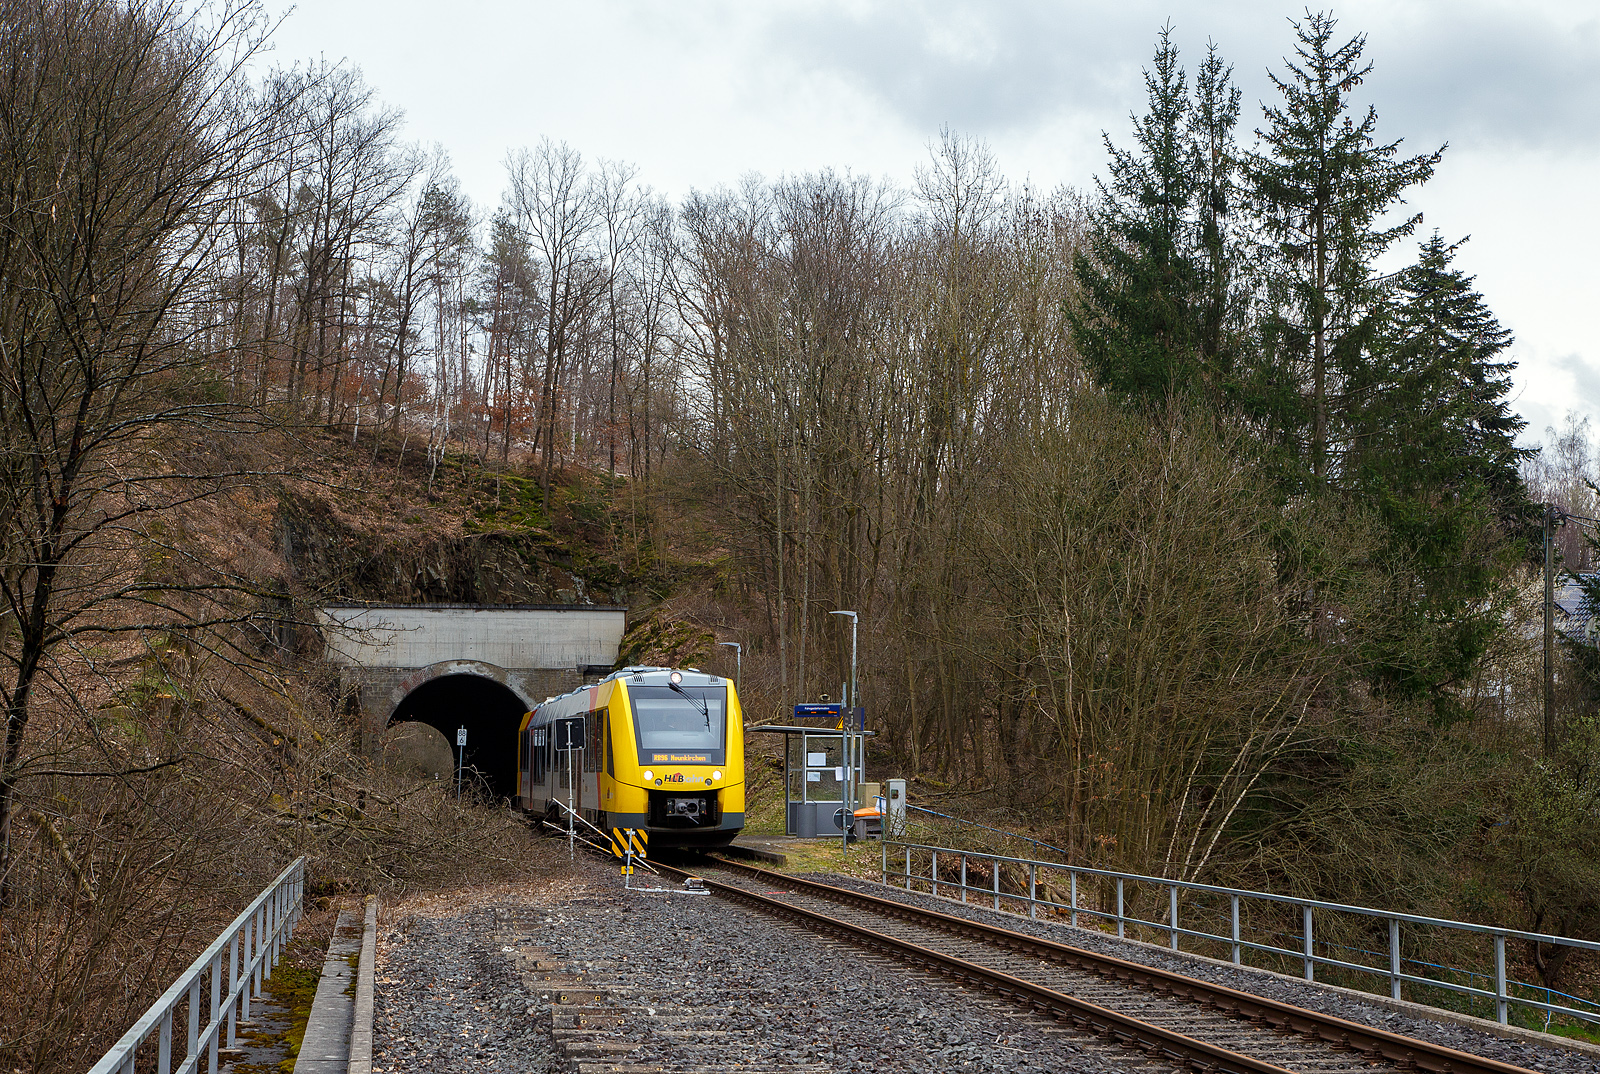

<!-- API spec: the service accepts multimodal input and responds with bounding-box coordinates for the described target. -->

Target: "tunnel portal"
[315,604,627,787]
[388,674,528,800]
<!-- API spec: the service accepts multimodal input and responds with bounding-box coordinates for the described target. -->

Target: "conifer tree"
[1344,235,1534,720]
[1245,11,1442,485]
[1071,27,1243,406]
[1189,42,1245,379]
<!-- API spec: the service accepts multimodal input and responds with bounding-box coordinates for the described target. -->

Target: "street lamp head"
[829,609,857,621]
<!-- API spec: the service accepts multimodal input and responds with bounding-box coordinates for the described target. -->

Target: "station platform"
[719,834,830,867]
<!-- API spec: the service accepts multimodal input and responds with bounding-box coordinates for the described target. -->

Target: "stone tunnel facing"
[387,674,528,799]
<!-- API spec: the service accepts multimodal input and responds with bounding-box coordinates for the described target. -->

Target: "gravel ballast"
[372,892,560,1073]
[369,860,1132,1073]
[366,854,1597,1073]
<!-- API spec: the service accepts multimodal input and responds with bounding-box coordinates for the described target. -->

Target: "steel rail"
[693,856,1538,1074]
[642,858,1293,1074]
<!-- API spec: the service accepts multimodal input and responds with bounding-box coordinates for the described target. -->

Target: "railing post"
[1231,895,1241,965]
[931,850,939,898]
[1389,918,1402,1000]
[241,913,253,1019]
[1303,905,1315,982]
[1070,871,1078,928]
[158,1010,172,1074]
[227,931,239,1048]
[992,856,1001,910]
[1167,885,1179,950]
[960,854,968,903]
[266,888,278,980]
[251,905,263,997]
[905,845,911,890]
[1028,864,1037,920]
[1495,935,1508,1024]
[208,953,221,1073]
[881,836,887,885]
[186,979,200,1065]
[1116,878,1125,939]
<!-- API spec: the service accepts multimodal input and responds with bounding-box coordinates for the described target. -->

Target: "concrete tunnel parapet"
[314,603,628,759]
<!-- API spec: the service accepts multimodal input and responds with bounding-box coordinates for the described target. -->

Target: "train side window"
[604,713,614,776]
[586,709,601,773]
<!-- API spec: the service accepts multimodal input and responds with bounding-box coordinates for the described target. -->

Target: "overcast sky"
[261,0,1599,452]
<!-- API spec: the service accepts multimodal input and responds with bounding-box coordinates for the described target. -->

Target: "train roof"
[535,666,728,706]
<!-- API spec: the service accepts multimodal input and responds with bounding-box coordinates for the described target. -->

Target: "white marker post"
[554,717,585,861]
[455,727,467,798]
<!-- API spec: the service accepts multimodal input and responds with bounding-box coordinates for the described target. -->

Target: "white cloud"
[260,0,1597,445]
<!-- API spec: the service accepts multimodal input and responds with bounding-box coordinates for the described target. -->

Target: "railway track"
[604,851,1536,1074]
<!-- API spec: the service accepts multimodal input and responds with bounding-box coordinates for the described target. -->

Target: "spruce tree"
[1189,42,1245,379]
[1245,11,1443,486]
[1070,26,1243,406]
[1344,235,1534,721]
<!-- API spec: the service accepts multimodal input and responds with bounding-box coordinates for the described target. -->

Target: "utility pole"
[830,610,858,855]
[718,641,742,695]
[1544,504,1558,757]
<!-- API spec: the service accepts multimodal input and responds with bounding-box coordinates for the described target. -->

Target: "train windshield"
[629,685,726,765]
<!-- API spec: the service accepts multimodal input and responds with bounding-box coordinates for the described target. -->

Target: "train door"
[582,706,604,824]
[518,722,531,802]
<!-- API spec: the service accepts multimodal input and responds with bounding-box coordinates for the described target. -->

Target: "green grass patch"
[267,959,322,1073]
[734,837,887,883]
[1547,1021,1600,1045]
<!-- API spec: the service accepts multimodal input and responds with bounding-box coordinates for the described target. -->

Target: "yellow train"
[515,666,745,848]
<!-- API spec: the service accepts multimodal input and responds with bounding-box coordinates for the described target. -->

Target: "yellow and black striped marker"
[610,827,647,859]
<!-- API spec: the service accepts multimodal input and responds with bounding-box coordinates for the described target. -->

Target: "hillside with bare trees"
[3,3,1599,1068]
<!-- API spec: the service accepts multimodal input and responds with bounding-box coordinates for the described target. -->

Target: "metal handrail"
[86,856,308,1074]
[882,840,1600,1030]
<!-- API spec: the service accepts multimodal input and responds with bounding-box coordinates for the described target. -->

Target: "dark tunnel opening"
[388,674,528,800]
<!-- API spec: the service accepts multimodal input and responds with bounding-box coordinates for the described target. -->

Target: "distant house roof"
[1556,573,1599,645]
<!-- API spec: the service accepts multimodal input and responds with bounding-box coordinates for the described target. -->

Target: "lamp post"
[830,610,858,855]
[718,640,742,695]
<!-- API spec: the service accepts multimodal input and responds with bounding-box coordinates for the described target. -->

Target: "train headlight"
[669,670,683,685]
[712,770,722,781]
[642,769,654,781]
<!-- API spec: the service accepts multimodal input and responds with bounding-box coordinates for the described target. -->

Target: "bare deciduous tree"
[0,0,283,901]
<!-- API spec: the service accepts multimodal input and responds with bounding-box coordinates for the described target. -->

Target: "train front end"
[606,667,744,849]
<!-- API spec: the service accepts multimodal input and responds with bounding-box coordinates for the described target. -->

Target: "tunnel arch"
[384,661,534,800]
